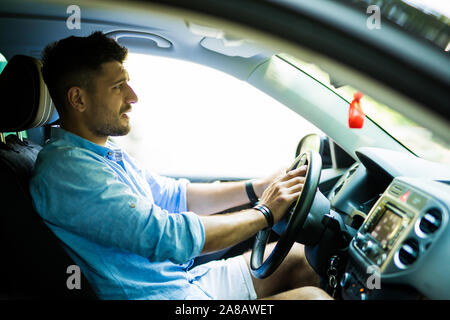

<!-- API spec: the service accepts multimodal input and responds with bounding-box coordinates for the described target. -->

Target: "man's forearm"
[199,208,268,253]
[196,166,306,254]
[186,180,266,215]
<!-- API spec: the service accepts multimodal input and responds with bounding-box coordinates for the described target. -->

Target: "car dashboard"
[325,147,450,300]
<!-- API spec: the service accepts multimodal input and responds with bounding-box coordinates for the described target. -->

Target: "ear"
[67,86,88,112]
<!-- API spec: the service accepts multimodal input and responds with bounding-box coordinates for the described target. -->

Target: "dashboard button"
[407,192,427,210]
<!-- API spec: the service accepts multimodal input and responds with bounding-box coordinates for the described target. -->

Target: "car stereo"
[353,198,413,269]
[340,178,447,300]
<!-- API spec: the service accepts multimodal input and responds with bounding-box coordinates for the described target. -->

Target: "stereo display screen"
[370,209,402,247]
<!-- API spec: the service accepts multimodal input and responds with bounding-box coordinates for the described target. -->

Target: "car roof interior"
[0,1,274,82]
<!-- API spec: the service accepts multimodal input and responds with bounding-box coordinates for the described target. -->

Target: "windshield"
[279,53,450,165]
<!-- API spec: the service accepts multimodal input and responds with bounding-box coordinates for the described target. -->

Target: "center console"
[340,178,446,300]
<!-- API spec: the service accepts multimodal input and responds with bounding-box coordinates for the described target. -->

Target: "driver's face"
[84,60,138,138]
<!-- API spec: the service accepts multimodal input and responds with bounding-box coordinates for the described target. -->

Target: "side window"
[0,53,28,142]
[0,53,6,73]
[112,53,323,179]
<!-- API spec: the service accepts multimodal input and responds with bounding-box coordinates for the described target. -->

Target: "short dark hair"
[41,31,128,115]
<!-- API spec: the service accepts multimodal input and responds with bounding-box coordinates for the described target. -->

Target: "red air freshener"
[348,92,365,129]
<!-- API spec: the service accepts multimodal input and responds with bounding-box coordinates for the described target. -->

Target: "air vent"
[347,163,359,176]
[333,183,344,196]
[329,163,359,200]
[398,238,419,266]
[419,209,442,235]
[389,184,405,197]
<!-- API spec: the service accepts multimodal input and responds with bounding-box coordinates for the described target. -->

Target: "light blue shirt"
[29,127,212,299]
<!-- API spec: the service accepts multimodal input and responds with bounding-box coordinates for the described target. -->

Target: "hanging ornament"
[348,91,365,129]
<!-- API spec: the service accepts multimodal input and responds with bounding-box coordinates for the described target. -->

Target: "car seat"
[0,55,97,299]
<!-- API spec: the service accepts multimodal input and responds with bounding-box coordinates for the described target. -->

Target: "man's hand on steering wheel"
[250,151,323,279]
[258,165,307,225]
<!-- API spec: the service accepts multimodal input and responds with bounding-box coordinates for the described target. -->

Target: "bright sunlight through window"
[112,53,322,179]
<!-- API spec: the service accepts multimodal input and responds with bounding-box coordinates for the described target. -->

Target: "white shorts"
[190,255,258,300]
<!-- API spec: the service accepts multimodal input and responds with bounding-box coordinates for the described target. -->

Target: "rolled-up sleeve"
[30,149,205,264]
[144,171,190,214]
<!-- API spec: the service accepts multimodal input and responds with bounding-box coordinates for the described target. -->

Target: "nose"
[125,83,138,104]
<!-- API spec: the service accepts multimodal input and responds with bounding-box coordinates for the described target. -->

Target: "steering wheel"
[250,150,322,279]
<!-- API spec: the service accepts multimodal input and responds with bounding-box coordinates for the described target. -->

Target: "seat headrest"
[0,55,58,133]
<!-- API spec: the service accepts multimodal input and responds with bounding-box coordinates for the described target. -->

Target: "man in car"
[29,31,332,300]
